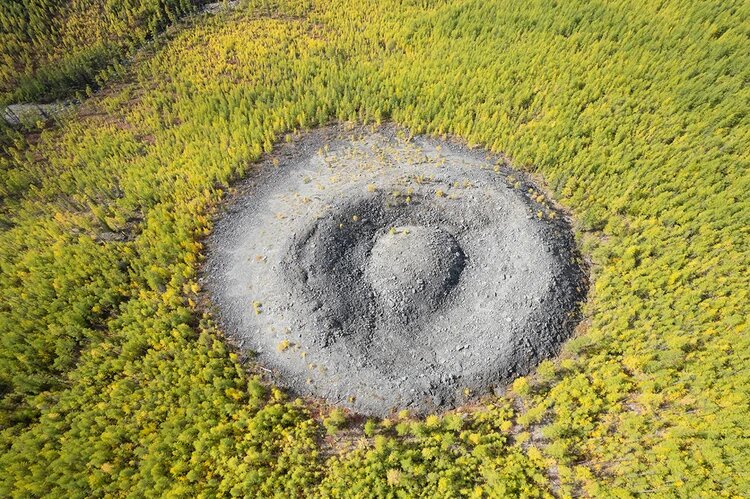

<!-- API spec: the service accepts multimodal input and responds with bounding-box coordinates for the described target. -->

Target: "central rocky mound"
[204,125,586,415]
[366,225,465,318]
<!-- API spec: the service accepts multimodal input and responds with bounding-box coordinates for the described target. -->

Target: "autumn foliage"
[0,0,748,496]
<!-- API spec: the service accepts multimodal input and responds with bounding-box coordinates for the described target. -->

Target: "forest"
[0,0,198,104]
[0,0,748,496]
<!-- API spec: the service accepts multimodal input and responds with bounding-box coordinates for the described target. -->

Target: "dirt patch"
[203,125,586,416]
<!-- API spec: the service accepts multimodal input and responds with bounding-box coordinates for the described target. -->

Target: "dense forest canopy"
[0,0,199,104]
[0,0,748,496]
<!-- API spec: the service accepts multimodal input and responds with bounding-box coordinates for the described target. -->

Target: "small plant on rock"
[323,408,348,435]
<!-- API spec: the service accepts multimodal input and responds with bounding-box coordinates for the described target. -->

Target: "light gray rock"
[204,124,586,416]
[2,101,72,127]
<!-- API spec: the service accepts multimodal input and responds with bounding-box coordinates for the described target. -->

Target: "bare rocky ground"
[203,125,586,416]
[2,102,73,127]
[202,0,239,14]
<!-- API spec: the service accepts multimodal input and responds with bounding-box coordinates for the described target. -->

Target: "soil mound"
[204,125,586,415]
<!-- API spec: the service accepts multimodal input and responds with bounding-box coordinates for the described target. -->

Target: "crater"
[203,125,587,416]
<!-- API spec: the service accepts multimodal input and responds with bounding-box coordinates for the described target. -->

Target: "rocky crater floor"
[203,125,586,416]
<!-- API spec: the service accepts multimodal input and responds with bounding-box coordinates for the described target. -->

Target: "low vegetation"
[0,0,201,105]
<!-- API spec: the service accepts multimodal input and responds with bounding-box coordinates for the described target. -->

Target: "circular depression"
[204,125,586,416]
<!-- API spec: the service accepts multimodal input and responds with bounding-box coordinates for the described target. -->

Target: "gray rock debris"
[2,101,73,127]
[202,0,239,14]
[203,124,586,416]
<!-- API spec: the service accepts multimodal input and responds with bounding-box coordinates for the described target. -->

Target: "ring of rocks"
[204,125,586,416]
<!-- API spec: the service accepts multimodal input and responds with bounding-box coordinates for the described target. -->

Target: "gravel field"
[203,125,586,415]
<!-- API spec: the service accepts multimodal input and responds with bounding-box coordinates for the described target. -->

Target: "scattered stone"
[202,0,239,14]
[2,101,73,127]
[204,124,586,416]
